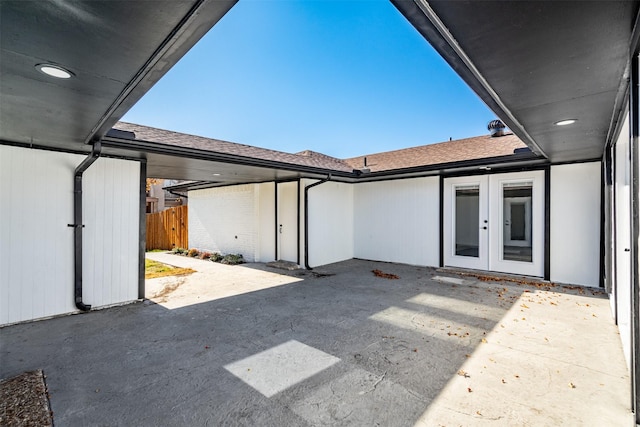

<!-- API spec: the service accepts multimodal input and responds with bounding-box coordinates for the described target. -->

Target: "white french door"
[443,171,545,276]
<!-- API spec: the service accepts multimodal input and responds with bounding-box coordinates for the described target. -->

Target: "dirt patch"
[148,277,187,301]
[0,370,53,426]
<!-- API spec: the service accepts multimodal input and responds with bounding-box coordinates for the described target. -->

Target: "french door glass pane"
[455,186,479,257]
[503,183,533,262]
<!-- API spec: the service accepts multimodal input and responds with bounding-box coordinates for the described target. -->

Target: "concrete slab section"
[224,340,340,398]
[0,258,632,426]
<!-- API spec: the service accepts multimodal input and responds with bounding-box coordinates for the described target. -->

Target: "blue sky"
[122,0,496,159]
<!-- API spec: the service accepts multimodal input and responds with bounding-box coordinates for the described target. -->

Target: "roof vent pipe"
[488,119,506,137]
[69,141,102,311]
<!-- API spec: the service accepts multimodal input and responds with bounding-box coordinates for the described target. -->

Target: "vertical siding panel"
[550,162,601,286]
[95,161,107,305]
[0,146,140,325]
[353,177,440,267]
[0,146,80,324]
[32,152,47,318]
[84,155,97,305]
[51,152,74,317]
[0,147,14,324]
[120,161,138,301]
[84,157,140,308]
[307,181,354,267]
[11,148,26,322]
[117,160,128,301]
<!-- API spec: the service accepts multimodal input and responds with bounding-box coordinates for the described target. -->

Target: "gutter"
[100,135,355,179]
[304,174,331,270]
[69,141,102,311]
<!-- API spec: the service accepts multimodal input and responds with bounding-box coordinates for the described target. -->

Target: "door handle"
[279,224,283,234]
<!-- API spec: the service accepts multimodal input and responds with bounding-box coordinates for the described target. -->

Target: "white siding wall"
[305,180,353,267]
[83,157,140,308]
[354,177,440,267]
[188,184,258,262]
[550,162,601,287]
[0,145,140,325]
[613,114,632,371]
[256,182,276,263]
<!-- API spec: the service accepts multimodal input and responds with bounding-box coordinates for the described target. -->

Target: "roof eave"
[100,135,357,178]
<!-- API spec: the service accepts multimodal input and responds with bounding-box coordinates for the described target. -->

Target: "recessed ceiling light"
[212,173,221,176]
[36,63,74,79]
[554,119,577,126]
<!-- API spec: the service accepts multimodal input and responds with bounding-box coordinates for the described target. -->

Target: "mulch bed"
[0,370,53,426]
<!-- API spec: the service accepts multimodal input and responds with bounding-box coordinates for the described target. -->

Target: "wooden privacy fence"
[146,205,188,250]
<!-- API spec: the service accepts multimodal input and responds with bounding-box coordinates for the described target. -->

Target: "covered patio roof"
[392,0,640,162]
[3,1,636,183]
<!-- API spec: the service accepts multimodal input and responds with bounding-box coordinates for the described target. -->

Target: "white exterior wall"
[550,162,601,287]
[354,177,440,267]
[189,184,259,262]
[305,180,353,267]
[613,114,632,371]
[256,182,276,263]
[0,145,140,325]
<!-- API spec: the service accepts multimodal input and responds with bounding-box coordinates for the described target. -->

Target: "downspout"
[304,174,331,270]
[70,141,102,311]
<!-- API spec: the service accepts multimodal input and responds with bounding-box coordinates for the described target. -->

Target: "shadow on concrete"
[0,259,629,425]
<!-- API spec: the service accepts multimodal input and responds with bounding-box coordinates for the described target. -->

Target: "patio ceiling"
[0,0,237,152]
[2,1,637,182]
[393,0,640,163]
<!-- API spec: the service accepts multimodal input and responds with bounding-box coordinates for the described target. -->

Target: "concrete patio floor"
[0,255,632,426]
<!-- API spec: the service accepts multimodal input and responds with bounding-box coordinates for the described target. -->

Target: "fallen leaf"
[467,387,473,393]
[457,370,470,378]
[501,379,506,384]
[372,269,399,279]
[481,338,488,343]
[569,382,576,389]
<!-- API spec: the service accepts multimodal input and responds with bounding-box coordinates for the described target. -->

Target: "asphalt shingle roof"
[114,122,531,174]
[343,134,529,172]
[114,122,354,173]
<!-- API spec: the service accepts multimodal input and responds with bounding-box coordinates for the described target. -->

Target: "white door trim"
[443,175,489,270]
[443,171,545,277]
[489,171,545,277]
